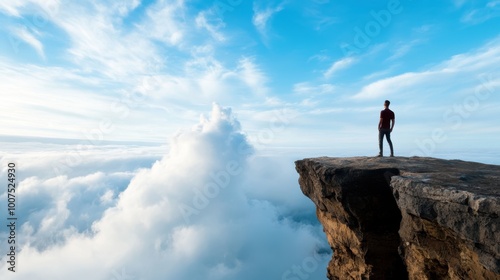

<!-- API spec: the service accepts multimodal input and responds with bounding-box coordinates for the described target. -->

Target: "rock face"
[295,157,500,280]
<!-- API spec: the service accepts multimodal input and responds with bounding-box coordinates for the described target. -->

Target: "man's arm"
[390,118,395,131]
[378,118,383,130]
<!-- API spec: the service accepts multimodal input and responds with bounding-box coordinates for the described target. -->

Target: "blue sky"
[0,0,499,157]
[0,1,499,279]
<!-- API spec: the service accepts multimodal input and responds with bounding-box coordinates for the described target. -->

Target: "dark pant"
[379,129,393,156]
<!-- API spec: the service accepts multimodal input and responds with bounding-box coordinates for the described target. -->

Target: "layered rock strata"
[295,157,500,280]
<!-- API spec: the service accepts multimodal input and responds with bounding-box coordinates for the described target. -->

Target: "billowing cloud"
[0,104,330,280]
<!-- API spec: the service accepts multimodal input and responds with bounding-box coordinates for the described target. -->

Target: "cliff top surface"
[298,156,500,198]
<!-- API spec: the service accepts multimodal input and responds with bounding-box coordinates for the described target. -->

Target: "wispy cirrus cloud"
[387,39,423,61]
[56,3,164,78]
[252,2,285,40]
[460,0,500,24]
[236,57,270,96]
[353,71,436,100]
[195,11,226,42]
[293,82,336,95]
[0,1,24,16]
[353,37,500,100]
[0,1,277,141]
[323,56,357,78]
[1,1,187,79]
[11,26,45,58]
[0,0,59,17]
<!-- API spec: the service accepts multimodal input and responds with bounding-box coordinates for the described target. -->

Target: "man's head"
[384,100,390,108]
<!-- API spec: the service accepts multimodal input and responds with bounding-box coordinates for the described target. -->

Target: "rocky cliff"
[295,157,500,280]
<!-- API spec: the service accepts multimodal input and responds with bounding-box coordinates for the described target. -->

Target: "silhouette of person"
[378,100,395,157]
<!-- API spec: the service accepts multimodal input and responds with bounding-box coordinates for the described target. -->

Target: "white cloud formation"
[0,104,330,280]
[353,71,436,100]
[0,2,23,16]
[195,11,226,42]
[236,57,269,96]
[56,4,160,78]
[140,0,186,47]
[323,56,357,78]
[353,37,500,100]
[387,39,423,61]
[0,1,278,142]
[252,2,285,39]
[0,58,183,142]
[10,27,45,58]
[460,0,500,24]
[294,82,336,95]
[1,0,185,79]
[0,0,59,17]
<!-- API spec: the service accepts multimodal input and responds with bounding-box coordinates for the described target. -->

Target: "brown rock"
[295,156,500,280]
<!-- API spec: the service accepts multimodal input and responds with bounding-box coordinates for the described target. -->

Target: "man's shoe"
[390,154,394,157]
[377,154,383,157]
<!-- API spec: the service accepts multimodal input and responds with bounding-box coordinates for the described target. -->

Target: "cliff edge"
[295,157,500,280]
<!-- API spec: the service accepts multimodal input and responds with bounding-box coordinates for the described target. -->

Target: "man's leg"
[386,131,394,156]
[378,130,384,156]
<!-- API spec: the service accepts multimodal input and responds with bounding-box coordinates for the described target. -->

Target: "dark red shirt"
[380,108,395,129]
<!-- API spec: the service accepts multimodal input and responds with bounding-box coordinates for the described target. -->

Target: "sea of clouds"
[0,104,331,280]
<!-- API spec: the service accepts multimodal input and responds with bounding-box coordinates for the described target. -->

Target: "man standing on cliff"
[378,100,395,157]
